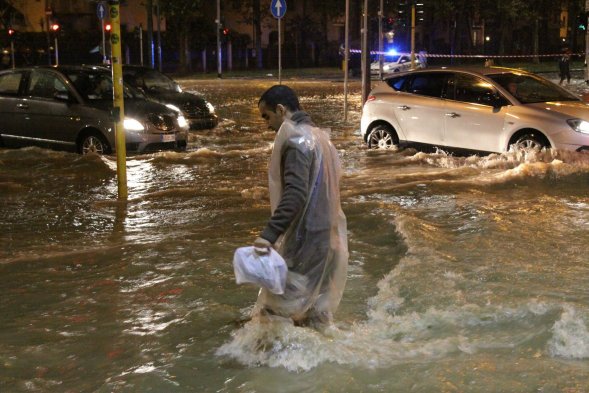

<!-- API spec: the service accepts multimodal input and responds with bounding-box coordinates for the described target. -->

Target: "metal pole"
[146,0,154,68]
[278,17,282,84]
[217,0,222,78]
[343,0,350,122]
[139,24,143,66]
[109,0,128,200]
[101,21,107,64]
[361,0,370,105]
[54,37,59,66]
[586,0,589,83]
[378,0,383,79]
[410,2,416,69]
[156,0,162,71]
[10,40,15,68]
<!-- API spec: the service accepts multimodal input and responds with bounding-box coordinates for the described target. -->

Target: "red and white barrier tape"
[349,49,581,58]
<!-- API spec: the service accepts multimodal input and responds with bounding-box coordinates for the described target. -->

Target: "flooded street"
[2,76,589,392]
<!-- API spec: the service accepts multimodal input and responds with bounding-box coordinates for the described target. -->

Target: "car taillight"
[366,95,376,102]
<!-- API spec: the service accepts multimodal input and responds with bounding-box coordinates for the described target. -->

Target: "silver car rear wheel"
[367,125,396,149]
[79,134,110,155]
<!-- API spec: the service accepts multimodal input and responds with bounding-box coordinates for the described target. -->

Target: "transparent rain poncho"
[255,118,349,324]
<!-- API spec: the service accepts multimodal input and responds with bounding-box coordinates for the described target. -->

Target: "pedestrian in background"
[253,85,349,329]
[559,48,571,85]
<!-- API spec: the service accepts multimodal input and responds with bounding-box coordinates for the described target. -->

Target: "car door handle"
[397,105,410,110]
[16,103,29,109]
[445,112,460,118]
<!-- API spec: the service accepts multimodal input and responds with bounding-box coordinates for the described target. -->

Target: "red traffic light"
[222,28,230,35]
[104,23,112,32]
[8,28,15,36]
[51,23,60,32]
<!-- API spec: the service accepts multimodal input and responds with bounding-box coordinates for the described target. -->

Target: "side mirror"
[54,91,73,102]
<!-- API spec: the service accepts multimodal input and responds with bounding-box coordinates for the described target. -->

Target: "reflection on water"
[2,79,589,392]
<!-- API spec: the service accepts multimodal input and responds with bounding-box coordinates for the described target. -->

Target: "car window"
[487,72,580,104]
[406,73,449,98]
[385,75,408,91]
[27,70,67,99]
[65,70,138,100]
[0,72,23,95]
[448,73,498,106]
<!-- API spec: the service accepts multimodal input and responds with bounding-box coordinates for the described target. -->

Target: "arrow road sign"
[270,0,287,19]
[97,2,106,20]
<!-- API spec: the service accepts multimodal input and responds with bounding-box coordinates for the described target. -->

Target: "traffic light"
[51,23,60,32]
[415,2,424,25]
[222,28,230,36]
[104,23,112,32]
[384,17,395,31]
[8,27,15,37]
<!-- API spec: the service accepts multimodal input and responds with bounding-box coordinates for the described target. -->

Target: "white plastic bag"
[232,246,287,295]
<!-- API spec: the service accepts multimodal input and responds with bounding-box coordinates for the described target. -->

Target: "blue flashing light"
[386,48,398,56]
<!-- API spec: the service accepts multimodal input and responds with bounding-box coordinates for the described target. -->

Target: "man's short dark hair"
[258,85,301,112]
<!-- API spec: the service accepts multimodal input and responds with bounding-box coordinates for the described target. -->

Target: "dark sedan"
[122,65,219,130]
[0,65,189,155]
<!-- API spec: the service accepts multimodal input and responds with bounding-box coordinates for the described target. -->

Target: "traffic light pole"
[109,0,128,200]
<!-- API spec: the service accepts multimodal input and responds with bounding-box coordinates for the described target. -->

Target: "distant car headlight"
[124,118,145,131]
[567,119,589,134]
[206,102,215,114]
[177,114,189,129]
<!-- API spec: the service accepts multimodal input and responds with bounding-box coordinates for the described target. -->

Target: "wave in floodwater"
[217,209,589,372]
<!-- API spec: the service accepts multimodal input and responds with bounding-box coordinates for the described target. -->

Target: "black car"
[0,65,189,155]
[122,65,218,130]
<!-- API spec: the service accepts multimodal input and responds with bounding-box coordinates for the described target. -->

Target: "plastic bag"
[233,246,287,295]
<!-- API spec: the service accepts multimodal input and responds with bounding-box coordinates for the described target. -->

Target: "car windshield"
[487,72,579,104]
[138,70,178,92]
[65,70,140,101]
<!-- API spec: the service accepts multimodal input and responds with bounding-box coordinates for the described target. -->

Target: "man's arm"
[261,147,311,244]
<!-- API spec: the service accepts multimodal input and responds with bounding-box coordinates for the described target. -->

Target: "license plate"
[161,134,175,143]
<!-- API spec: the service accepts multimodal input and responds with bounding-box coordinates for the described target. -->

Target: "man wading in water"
[253,85,348,329]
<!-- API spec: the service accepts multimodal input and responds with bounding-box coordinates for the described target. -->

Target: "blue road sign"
[97,2,106,20]
[270,0,287,19]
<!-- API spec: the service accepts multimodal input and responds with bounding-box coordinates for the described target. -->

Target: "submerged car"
[122,65,218,130]
[361,67,589,153]
[0,65,189,155]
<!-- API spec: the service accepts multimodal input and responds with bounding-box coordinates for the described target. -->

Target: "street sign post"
[97,2,107,64]
[270,0,287,84]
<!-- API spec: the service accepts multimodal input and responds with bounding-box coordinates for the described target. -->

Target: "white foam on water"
[547,305,589,359]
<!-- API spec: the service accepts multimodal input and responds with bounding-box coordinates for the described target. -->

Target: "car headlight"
[383,64,391,71]
[165,103,182,113]
[124,118,145,131]
[567,119,589,134]
[206,102,215,114]
[177,114,189,129]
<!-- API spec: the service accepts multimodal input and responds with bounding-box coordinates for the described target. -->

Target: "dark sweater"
[261,112,315,244]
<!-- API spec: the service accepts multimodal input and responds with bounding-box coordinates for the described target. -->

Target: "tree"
[158,0,206,72]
